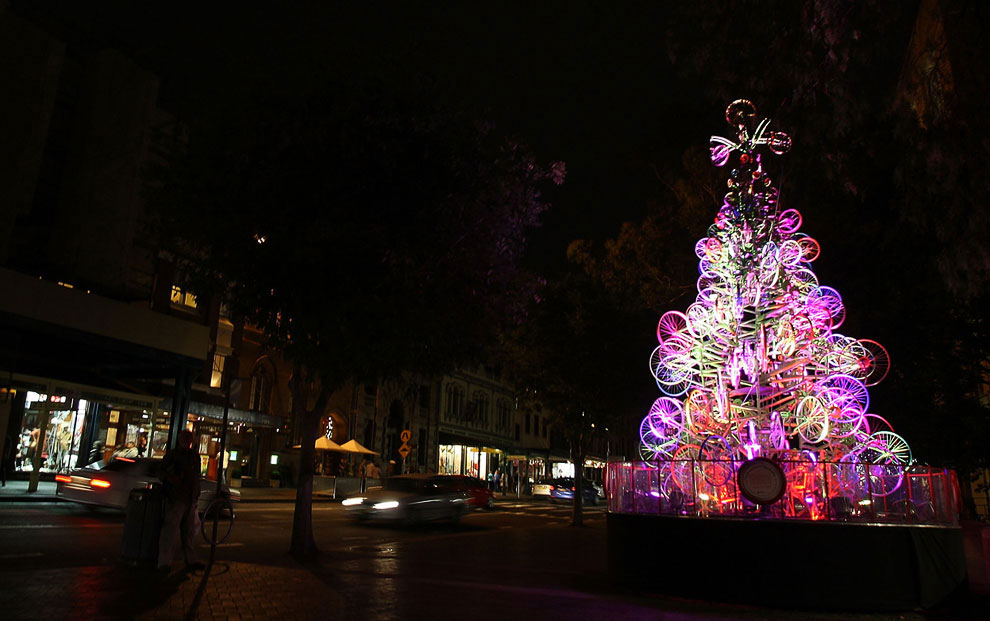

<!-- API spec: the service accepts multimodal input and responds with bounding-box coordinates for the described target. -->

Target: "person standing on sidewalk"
[157,429,204,573]
[359,457,369,493]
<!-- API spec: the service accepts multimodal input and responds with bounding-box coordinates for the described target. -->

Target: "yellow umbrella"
[316,436,344,451]
[338,439,377,455]
[293,436,345,451]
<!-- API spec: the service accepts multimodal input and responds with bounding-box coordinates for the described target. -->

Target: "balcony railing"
[606,459,960,526]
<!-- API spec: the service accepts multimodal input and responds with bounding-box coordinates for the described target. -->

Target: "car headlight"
[373,501,399,510]
[342,497,365,506]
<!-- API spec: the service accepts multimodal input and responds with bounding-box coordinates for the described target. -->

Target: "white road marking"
[0,552,44,559]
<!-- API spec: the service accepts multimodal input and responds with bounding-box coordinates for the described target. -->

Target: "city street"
[0,496,607,571]
[2,496,977,620]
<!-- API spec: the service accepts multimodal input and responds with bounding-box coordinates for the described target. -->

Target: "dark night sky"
[188,4,706,267]
[13,2,989,467]
[18,2,721,268]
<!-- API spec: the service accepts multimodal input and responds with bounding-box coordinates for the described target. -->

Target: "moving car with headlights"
[342,473,468,524]
[55,457,240,514]
[547,478,600,505]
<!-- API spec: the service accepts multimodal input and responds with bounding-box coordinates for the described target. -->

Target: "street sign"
[398,429,412,460]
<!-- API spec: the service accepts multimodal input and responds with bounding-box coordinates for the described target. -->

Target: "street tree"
[148,83,564,558]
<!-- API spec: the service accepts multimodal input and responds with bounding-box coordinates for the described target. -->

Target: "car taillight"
[115,457,135,463]
[90,479,111,489]
[549,486,555,491]
[55,475,72,483]
[571,487,576,491]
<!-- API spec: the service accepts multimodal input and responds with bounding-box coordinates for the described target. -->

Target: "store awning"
[188,401,284,428]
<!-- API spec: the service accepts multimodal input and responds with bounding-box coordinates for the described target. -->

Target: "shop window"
[170,285,198,309]
[15,393,160,473]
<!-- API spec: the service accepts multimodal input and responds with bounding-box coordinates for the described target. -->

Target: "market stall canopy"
[338,439,376,455]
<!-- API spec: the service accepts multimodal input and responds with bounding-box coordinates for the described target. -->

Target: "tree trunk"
[571,434,585,527]
[289,405,319,558]
[289,374,332,560]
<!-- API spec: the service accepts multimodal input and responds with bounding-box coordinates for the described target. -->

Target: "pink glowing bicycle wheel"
[798,237,820,263]
[856,339,890,386]
[777,208,802,234]
[656,311,691,350]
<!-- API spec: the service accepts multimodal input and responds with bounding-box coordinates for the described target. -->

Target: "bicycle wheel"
[200,497,235,545]
[867,431,913,465]
[698,434,735,486]
[856,339,890,386]
[777,209,803,234]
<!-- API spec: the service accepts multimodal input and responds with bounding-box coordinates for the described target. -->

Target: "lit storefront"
[438,443,503,482]
[10,379,164,474]
[186,401,286,484]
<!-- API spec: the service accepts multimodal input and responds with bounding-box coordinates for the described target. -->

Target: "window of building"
[210,352,226,388]
[170,285,197,309]
[472,392,489,427]
[496,399,511,432]
[418,428,427,466]
[525,413,530,435]
[248,364,273,413]
[445,384,464,421]
[419,385,430,409]
[534,415,540,438]
[515,423,520,441]
[543,421,548,438]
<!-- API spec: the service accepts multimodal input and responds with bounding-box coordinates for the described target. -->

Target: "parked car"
[548,478,600,505]
[532,480,555,498]
[55,457,240,514]
[342,474,469,524]
[449,475,496,510]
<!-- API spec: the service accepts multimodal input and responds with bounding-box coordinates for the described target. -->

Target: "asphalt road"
[0,498,605,570]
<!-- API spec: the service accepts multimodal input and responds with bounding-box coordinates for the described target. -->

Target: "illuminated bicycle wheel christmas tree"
[638,100,912,511]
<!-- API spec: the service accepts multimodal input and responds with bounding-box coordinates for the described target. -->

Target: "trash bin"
[120,485,164,566]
